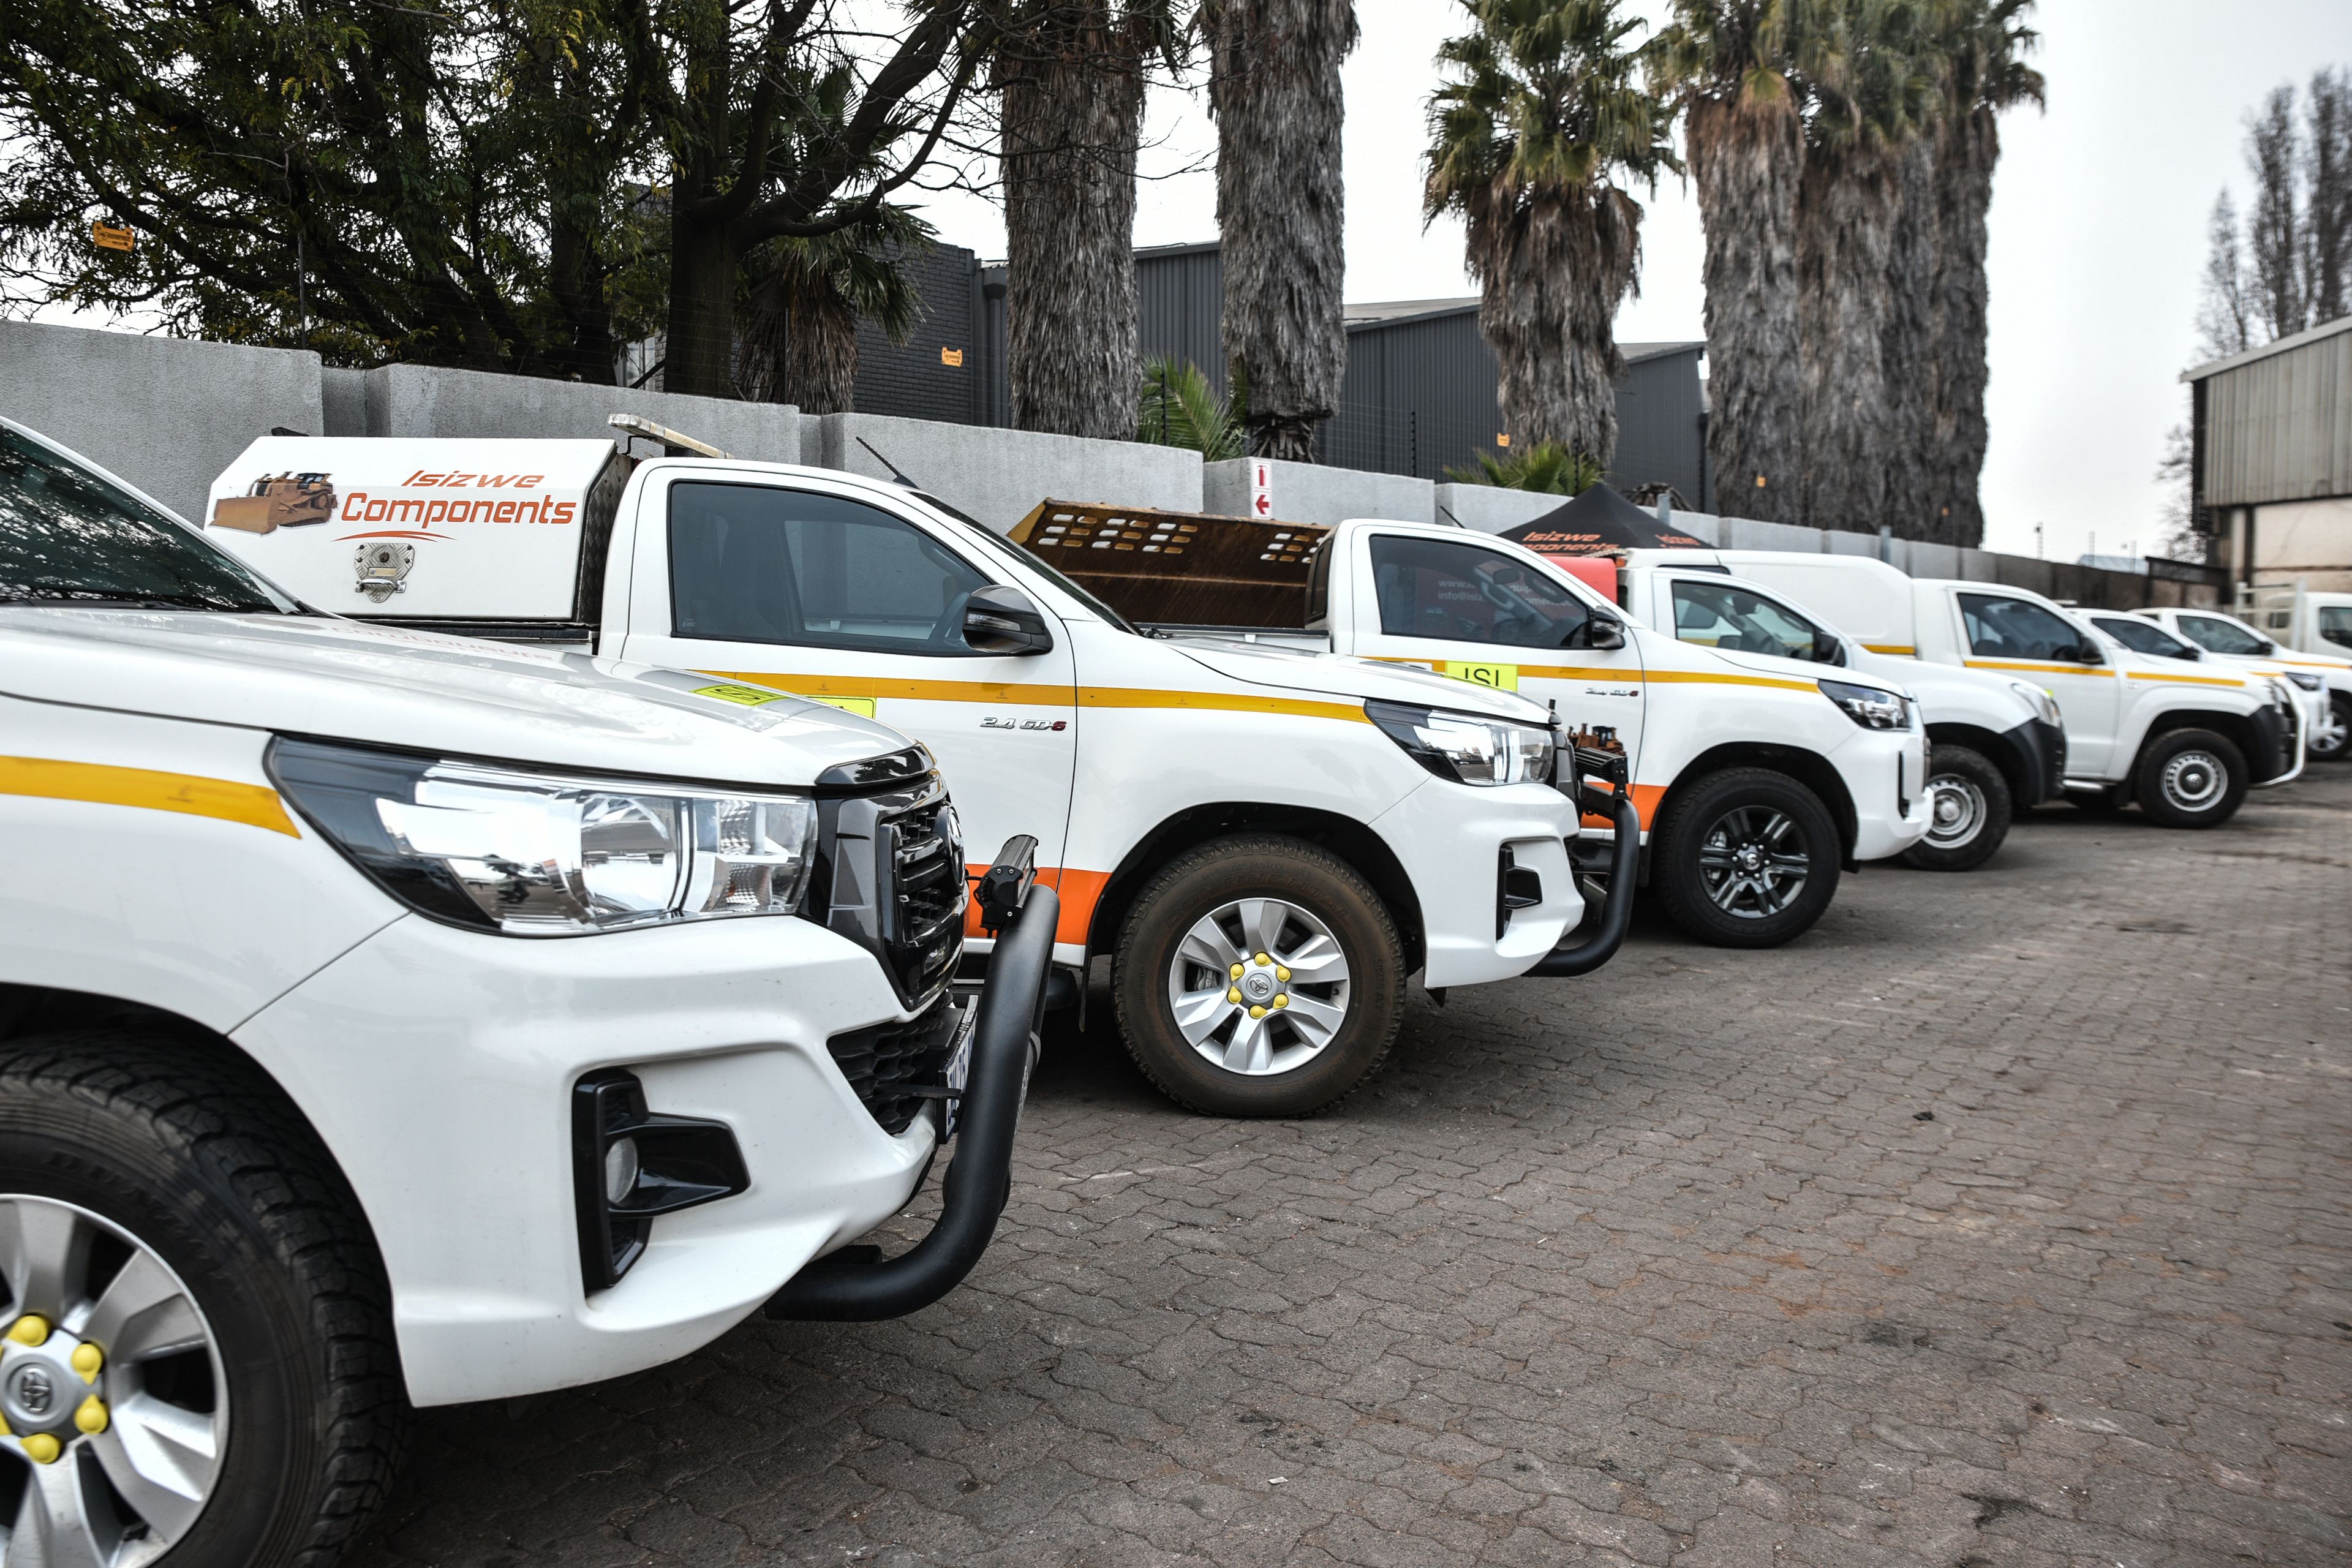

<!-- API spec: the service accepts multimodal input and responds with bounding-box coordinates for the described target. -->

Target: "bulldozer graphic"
[211,472,337,534]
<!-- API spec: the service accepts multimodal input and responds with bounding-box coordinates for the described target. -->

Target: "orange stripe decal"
[1966,658,2117,679]
[964,864,1110,945]
[1578,782,1667,832]
[0,756,299,837]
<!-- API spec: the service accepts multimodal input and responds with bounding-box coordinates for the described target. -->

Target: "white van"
[0,420,1058,1567]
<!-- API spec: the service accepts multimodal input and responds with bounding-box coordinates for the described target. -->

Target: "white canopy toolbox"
[204,437,627,621]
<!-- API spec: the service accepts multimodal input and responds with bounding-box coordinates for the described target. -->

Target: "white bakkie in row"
[202,435,1611,1120]
[2126,605,2350,762]
[1642,551,2307,829]
[0,419,1060,1568]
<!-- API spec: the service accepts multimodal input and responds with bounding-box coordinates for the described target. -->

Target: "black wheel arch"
[2139,707,2277,782]
[1085,804,1427,975]
[1651,744,1860,876]
[1925,722,2029,801]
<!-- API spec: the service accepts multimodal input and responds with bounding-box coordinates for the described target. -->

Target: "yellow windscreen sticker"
[806,695,880,718]
[1441,661,1520,691]
[693,682,794,707]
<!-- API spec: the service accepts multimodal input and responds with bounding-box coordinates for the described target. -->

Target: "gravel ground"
[353,765,2352,1568]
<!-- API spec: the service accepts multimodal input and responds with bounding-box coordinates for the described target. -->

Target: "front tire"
[1901,744,2012,872]
[0,1031,407,1568]
[2310,693,2351,761]
[2132,728,2248,829]
[1650,768,1842,948]
[1113,836,1405,1117]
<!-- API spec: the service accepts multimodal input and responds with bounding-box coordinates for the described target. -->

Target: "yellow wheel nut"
[1248,1005,1267,1019]
[1275,967,1291,982]
[71,1343,103,1383]
[1226,987,1242,1004]
[1229,963,1244,979]
[1253,952,1270,966]
[75,1395,108,1436]
[4,1314,48,1348]
[1273,994,1289,1008]
[21,1433,59,1464]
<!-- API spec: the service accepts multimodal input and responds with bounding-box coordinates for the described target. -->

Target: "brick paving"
[352,767,2352,1568]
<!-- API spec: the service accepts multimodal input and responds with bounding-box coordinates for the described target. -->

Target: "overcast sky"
[920,0,2352,562]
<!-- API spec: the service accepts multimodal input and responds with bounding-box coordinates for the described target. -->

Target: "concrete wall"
[1434,483,1569,534]
[809,412,1204,534]
[333,364,804,463]
[1205,457,1434,529]
[1,321,322,522]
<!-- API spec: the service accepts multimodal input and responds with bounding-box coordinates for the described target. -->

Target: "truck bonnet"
[1169,637,1554,724]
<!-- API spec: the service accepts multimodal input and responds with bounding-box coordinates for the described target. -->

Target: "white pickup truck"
[1613,553,2066,871]
[0,420,1058,1568]
[200,436,1615,1120]
[1019,511,1931,949]
[1660,551,2305,828]
[2123,606,2350,762]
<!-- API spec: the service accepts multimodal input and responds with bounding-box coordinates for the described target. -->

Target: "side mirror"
[1578,613,1627,651]
[962,585,1055,655]
[1815,634,1846,666]
[2070,642,2104,666]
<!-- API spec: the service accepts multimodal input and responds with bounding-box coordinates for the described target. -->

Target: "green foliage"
[1136,356,1246,461]
[1445,441,1604,494]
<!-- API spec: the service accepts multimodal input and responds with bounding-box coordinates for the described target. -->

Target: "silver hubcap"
[2160,750,2227,811]
[1924,774,1988,848]
[1167,897,1352,1076]
[2312,708,2348,756]
[0,1196,225,1568]
[1697,805,1810,918]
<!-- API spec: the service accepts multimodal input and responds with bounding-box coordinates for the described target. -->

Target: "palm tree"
[1136,355,1248,458]
[993,2,1179,438]
[1794,0,1934,533]
[1427,0,1678,466]
[1924,0,2040,547]
[1649,1,1815,523]
[734,207,933,412]
[1202,0,1360,462]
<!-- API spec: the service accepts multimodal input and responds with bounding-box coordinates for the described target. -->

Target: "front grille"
[829,997,963,1135]
[884,803,965,1002]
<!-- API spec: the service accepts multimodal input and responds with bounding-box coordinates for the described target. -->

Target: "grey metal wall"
[852,241,984,423]
[1611,347,1709,508]
[1136,242,1227,388]
[2196,318,2352,507]
[1319,307,1498,480]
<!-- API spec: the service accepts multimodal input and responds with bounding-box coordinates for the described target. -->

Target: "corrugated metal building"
[853,238,1708,507]
[2185,313,2352,593]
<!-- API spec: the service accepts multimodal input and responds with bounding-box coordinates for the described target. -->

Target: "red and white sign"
[1249,459,1273,519]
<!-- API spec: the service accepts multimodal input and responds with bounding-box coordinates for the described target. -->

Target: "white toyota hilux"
[0,420,1057,1568]
[197,435,1607,1121]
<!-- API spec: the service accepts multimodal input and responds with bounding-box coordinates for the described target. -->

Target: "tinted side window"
[1958,594,2082,660]
[2177,614,2267,655]
[2320,606,2352,649]
[668,483,990,654]
[1670,578,1838,663]
[1368,536,1589,648]
[2091,616,2193,658]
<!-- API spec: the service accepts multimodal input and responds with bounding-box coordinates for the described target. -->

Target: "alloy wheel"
[1696,805,1811,919]
[1166,898,1352,1076]
[0,1194,225,1568]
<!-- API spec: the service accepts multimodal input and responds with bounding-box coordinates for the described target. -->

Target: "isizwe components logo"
[341,469,579,529]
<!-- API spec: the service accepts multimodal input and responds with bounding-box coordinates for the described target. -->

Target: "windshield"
[911,491,1142,635]
[1671,577,1841,664]
[0,428,298,612]
[2091,615,2197,658]
[2176,613,2270,656]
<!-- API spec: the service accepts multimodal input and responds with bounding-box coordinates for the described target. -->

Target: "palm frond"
[1444,440,1604,494]
[1136,356,1245,461]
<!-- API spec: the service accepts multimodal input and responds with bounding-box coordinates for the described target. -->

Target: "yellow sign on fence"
[940,347,965,368]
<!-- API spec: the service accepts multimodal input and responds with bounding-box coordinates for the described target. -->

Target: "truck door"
[1338,529,1647,775]
[1953,591,2118,775]
[621,473,1080,893]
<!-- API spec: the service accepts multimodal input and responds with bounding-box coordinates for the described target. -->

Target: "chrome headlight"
[271,737,817,935]
[2008,680,2063,726]
[1819,678,1912,730]
[2285,671,2324,692]
[1365,700,1555,785]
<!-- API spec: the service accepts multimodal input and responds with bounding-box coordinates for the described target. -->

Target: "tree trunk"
[998,4,1148,439]
[1686,91,1803,522]
[1929,105,1998,548]
[662,4,741,399]
[787,287,861,413]
[1206,0,1357,462]
[1796,136,1901,533]
[1467,186,1639,465]
[1880,132,1939,540]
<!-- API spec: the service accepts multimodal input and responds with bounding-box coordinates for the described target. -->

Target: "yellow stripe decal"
[703,672,1369,723]
[1371,657,1817,693]
[0,756,299,837]
[1863,644,1917,655]
[2125,671,2247,688]
[1966,658,2117,679]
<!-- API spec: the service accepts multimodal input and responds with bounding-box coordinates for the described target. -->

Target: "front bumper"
[237,912,976,1407]
[1369,777,1584,988]
[1838,724,1934,862]
[2248,699,2305,787]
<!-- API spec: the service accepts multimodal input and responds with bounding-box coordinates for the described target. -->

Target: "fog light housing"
[573,1071,751,1292]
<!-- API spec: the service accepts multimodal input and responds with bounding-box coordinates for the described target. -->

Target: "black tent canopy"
[1499,483,1709,557]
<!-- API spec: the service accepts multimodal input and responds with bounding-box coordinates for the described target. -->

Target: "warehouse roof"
[2182,311,2352,382]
